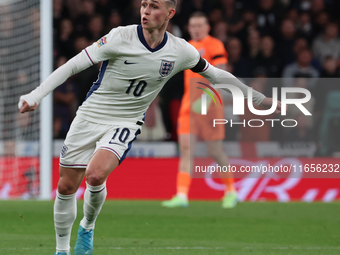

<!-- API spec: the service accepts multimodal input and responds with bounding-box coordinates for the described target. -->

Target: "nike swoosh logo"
[124,60,138,65]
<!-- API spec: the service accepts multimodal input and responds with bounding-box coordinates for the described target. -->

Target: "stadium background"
[1,0,340,202]
[1,1,340,255]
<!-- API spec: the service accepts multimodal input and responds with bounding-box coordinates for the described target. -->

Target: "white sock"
[177,192,188,201]
[80,182,107,230]
[54,191,77,253]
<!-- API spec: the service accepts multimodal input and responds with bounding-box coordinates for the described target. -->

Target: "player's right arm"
[19,51,93,113]
[19,27,123,113]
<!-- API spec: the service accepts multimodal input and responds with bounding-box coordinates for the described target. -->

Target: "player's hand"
[19,100,37,113]
[18,94,39,113]
[260,97,281,114]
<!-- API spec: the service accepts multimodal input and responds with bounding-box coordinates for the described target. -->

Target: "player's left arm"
[191,57,281,113]
[181,42,280,112]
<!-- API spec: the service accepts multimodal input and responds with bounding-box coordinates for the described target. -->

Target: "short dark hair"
[189,11,209,23]
[165,0,177,8]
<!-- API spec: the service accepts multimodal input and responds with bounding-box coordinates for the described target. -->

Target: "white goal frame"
[40,0,53,200]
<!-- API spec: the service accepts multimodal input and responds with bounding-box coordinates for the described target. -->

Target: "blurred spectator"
[227,37,252,77]
[256,0,284,37]
[293,37,322,70]
[296,11,314,43]
[312,22,340,63]
[167,21,182,38]
[53,56,78,139]
[104,9,122,33]
[245,29,261,60]
[124,0,144,25]
[53,116,67,139]
[212,21,228,47]
[282,49,319,88]
[221,0,244,35]
[310,0,326,17]
[53,0,69,33]
[208,8,224,28]
[88,15,104,42]
[319,56,340,78]
[95,0,119,23]
[293,0,312,12]
[72,36,100,104]
[277,19,296,65]
[28,8,40,39]
[255,36,282,77]
[231,9,258,45]
[56,19,75,59]
[66,0,83,19]
[286,8,299,24]
[182,0,212,16]
[158,72,184,141]
[312,11,330,37]
[74,0,96,34]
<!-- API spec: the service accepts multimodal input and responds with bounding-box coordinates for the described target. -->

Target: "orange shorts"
[177,111,225,141]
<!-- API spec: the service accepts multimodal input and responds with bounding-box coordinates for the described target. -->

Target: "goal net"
[0,0,41,199]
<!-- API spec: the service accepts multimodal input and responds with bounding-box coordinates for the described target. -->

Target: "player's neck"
[194,35,208,43]
[142,24,167,49]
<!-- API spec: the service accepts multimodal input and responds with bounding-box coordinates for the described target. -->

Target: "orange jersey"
[180,35,228,116]
[178,35,228,138]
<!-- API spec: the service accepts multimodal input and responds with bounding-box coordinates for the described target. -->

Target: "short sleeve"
[181,42,201,71]
[210,40,228,66]
[84,27,123,64]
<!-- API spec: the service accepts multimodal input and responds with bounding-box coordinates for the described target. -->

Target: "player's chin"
[141,23,150,29]
[141,23,157,31]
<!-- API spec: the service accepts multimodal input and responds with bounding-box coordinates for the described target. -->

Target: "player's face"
[140,0,174,31]
[188,17,210,41]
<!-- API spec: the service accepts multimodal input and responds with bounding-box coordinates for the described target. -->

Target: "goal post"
[40,0,53,200]
[0,0,53,200]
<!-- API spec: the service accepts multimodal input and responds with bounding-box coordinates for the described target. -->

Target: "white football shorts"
[59,115,142,168]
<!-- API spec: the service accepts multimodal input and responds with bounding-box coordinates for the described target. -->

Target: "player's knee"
[57,181,77,195]
[208,147,226,161]
[86,169,106,186]
[208,149,222,159]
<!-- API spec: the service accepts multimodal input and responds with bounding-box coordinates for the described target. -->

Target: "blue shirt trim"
[137,25,168,53]
[85,60,109,100]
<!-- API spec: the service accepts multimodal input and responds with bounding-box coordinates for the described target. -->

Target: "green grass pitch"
[0,200,339,255]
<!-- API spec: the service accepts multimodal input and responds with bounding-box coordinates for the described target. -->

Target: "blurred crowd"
[1,0,340,156]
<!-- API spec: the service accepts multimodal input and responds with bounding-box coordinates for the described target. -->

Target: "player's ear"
[167,8,176,20]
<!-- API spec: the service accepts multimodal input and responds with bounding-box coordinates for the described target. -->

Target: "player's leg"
[162,133,196,207]
[56,115,105,255]
[75,122,141,254]
[54,166,85,255]
[80,149,119,229]
[74,149,119,255]
[206,140,238,208]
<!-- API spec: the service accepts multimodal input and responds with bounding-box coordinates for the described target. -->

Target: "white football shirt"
[78,25,200,125]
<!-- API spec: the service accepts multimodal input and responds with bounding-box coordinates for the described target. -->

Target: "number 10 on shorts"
[109,128,131,144]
